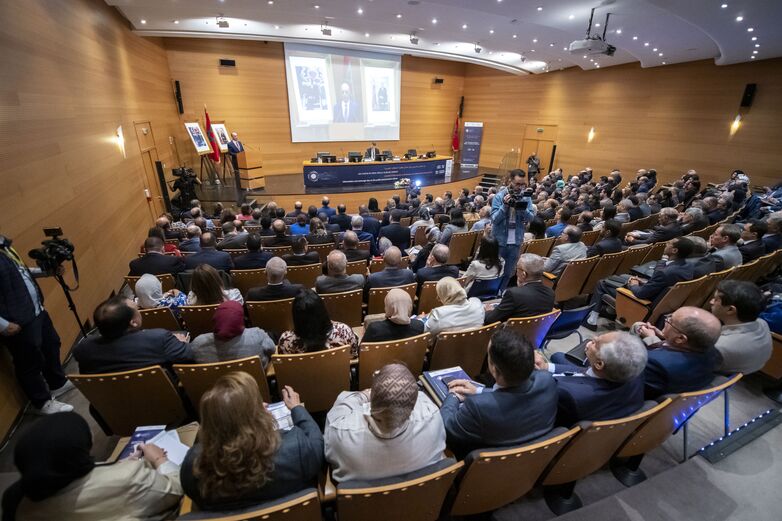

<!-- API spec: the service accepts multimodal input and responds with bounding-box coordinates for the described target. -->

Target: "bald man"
[633,306,722,398]
[316,250,365,294]
[365,246,416,299]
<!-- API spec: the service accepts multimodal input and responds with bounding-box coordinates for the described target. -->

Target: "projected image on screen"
[285,43,401,143]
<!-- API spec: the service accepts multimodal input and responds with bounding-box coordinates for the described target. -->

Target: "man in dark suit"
[358,206,381,239]
[586,220,623,257]
[340,231,371,263]
[633,306,722,398]
[281,237,320,266]
[416,245,459,286]
[440,329,558,457]
[316,251,365,294]
[679,207,709,235]
[484,253,556,324]
[378,210,411,251]
[226,132,244,171]
[625,207,682,245]
[216,221,249,251]
[329,204,353,232]
[178,225,202,253]
[265,219,293,247]
[129,237,186,276]
[286,201,305,218]
[319,197,336,219]
[627,197,644,222]
[155,216,182,241]
[587,237,695,328]
[365,247,416,299]
[738,220,767,263]
[762,215,782,252]
[246,257,304,301]
[184,232,233,272]
[364,142,381,160]
[333,82,361,123]
[536,332,647,426]
[73,296,193,374]
[233,234,273,270]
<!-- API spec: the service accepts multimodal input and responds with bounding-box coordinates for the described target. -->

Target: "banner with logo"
[461,122,484,168]
[303,158,448,188]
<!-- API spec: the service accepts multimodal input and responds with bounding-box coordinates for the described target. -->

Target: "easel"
[199,152,221,185]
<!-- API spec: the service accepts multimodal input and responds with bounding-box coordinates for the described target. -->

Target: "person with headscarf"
[423,277,485,336]
[324,363,446,482]
[189,301,276,366]
[362,289,425,343]
[2,412,183,521]
[134,273,187,314]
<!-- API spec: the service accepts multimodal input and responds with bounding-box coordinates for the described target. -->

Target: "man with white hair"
[625,207,682,245]
[679,207,709,235]
[543,225,587,276]
[246,257,303,301]
[316,250,365,294]
[535,332,647,426]
[470,206,492,231]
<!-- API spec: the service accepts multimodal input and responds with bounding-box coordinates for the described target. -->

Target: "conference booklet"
[420,366,484,407]
[267,401,294,431]
[117,425,189,465]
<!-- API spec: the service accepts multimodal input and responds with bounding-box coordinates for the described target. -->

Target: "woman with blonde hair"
[362,288,425,343]
[180,372,323,510]
[424,277,485,336]
[186,264,243,305]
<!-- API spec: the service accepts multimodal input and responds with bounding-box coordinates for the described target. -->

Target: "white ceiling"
[108,0,782,75]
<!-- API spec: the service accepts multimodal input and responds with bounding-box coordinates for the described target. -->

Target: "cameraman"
[170,168,201,212]
[491,169,537,290]
[0,235,72,415]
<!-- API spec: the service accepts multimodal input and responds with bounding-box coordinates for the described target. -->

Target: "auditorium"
[2,0,782,519]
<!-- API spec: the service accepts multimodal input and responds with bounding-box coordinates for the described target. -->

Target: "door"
[134,122,165,219]
[521,125,558,177]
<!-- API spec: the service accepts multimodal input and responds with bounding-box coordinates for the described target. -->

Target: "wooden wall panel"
[462,58,782,187]
[163,39,466,175]
[0,0,183,436]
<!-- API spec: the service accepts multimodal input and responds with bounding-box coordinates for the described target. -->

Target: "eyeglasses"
[663,314,684,334]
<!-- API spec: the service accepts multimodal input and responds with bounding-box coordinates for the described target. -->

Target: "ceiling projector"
[569,38,616,56]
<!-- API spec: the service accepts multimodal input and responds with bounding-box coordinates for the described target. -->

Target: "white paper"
[148,430,189,466]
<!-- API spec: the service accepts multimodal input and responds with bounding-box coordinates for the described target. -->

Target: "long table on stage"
[302,155,453,188]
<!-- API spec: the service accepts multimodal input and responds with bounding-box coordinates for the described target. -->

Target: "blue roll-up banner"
[461,122,484,168]
[303,158,449,188]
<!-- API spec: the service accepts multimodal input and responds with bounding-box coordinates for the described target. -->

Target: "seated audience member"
[633,306,722,398]
[179,225,202,253]
[316,250,365,294]
[470,206,492,232]
[74,296,192,374]
[320,196,336,218]
[366,246,416,294]
[545,209,572,238]
[347,215,374,245]
[2,412,182,521]
[440,329,557,456]
[156,216,182,240]
[679,207,709,235]
[543,225,588,276]
[593,205,617,230]
[614,200,632,223]
[134,273,187,313]
[627,196,644,221]
[286,201,305,218]
[586,219,623,257]
[306,217,334,245]
[266,219,293,247]
[246,257,303,301]
[576,211,594,232]
[358,205,381,238]
[340,230,372,262]
[625,207,682,245]
[738,220,767,263]
[762,214,782,252]
[320,212,341,233]
[706,224,743,270]
[587,237,695,328]
[378,210,411,250]
[409,227,440,272]
[190,301,275,366]
[416,244,459,285]
[129,236,185,276]
[438,208,468,245]
[524,215,547,241]
[237,203,253,221]
[289,214,310,235]
[278,289,359,356]
[248,208,264,225]
[330,204,352,232]
[325,363,445,482]
[281,236,320,266]
[484,254,556,324]
[217,221,249,251]
[410,208,435,237]
[362,289,425,343]
[463,236,504,292]
[233,233,273,270]
[258,215,274,237]
[686,236,717,277]
[181,373,322,511]
[424,277,485,336]
[535,332,647,426]
[709,280,773,374]
[184,232,233,271]
[186,264,244,305]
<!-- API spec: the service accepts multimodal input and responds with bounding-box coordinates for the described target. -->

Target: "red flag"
[451,113,460,152]
[204,106,220,163]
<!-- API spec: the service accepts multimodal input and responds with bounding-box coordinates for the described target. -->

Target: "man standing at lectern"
[227,132,244,172]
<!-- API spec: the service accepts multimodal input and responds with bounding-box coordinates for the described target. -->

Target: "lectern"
[234,150,264,189]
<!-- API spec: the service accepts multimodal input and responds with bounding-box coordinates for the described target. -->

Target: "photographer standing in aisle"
[491,169,537,290]
[0,233,73,415]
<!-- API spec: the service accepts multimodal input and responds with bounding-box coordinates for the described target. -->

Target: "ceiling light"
[274,25,280,29]
[549,43,554,47]
[750,56,755,59]
[537,6,543,11]
[431,18,437,24]
[140,19,146,24]
[173,20,179,24]
[357,8,363,15]
[462,24,468,29]
[633,36,638,40]
[753,50,758,54]
[268,0,274,4]
[396,13,402,19]
[653,47,658,51]
[751,36,757,41]
[595,23,600,27]
[644,42,649,46]
[747,27,754,32]
[596,64,600,68]
[583,55,587,59]
[736,16,743,22]
[314,5,320,9]
[721,4,728,8]
[755,44,760,47]
[568,14,575,20]
[616,29,622,34]
[563,47,567,51]
[662,61,666,64]
[532,38,538,43]
[364,32,370,37]
[659,53,663,56]
[489,29,494,34]
[512,34,517,38]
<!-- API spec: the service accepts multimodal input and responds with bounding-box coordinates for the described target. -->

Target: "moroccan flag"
[204,106,220,163]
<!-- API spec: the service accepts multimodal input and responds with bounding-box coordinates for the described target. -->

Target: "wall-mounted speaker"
[433,77,444,84]
[740,83,756,107]
[173,80,184,114]
[219,58,237,67]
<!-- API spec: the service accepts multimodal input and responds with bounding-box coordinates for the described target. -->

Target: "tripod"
[54,260,88,338]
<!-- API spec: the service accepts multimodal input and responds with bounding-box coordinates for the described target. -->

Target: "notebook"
[118,426,189,465]
[420,366,485,406]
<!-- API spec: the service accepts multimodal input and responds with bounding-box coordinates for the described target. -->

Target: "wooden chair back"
[552,256,600,302]
[429,323,500,377]
[174,356,271,407]
[309,242,336,263]
[685,268,731,308]
[369,257,410,273]
[139,307,181,331]
[417,277,467,314]
[449,428,580,516]
[615,245,653,276]
[692,223,719,240]
[285,263,321,288]
[125,273,176,293]
[399,216,413,227]
[760,332,782,380]
[358,333,430,389]
[580,251,626,297]
[264,246,293,257]
[357,240,371,251]
[223,248,248,257]
[581,229,601,246]
[504,309,561,349]
[231,268,267,297]
[367,283,417,315]
[272,345,352,412]
[725,258,759,282]
[179,304,220,337]
[615,276,705,327]
[320,290,364,327]
[164,238,180,246]
[336,461,464,521]
[414,225,429,247]
[640,241,667,264]
[345,259,368,276]
[447,231,479,265]
[522,237,556,257]
[246,298,294,337]
[68,366,187,436]
[179,490,321,521]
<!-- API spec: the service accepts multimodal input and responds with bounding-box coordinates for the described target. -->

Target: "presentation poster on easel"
[184,122,212,154]
[211,123,230,153]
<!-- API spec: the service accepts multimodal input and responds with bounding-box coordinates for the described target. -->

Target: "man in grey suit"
[216,221,249,250]
[706,224,743,270]
[316,251,365,294]
[543,226,588,276]
[365,247,416,300]
[440,328,558,457]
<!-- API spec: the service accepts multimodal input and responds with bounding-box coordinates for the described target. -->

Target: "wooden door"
[134,122,165,219]
[521,125,558,177]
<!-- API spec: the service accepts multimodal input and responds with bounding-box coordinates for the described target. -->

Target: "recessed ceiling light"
[268,0,273,4]
[314,5,320,9]
[462,24,468,29]
[721,4,728,8]
[530,49,535,52]
[431,18,437,24]
[644,42,649,46]
[532,38,538,43]
[747,27,754,32]
[583,55,587,59]
[173,20,179,24]
[140,19,146,24]
[755,44,760,47]
[633,36,638,40]
[563,47,567,51]
[736,16,743,22]
[595,23,600,27]
[274,25,280,29]
[364,32,370,37]
[537,6,543,11]
[750,56,755,59]
[659,53,663,56]
[616,29,622,34]
[662,61,666,64]
[751,36,757,41]
[596,65,600,68]
[489,29,494,34]
[396,13,402,19]
[568,14,575,20]
[653,47,658,51]
[753,50,758,54]
[357,8,363,15]
[512,34,517,38]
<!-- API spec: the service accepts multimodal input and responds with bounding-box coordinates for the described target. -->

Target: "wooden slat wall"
[163,39,466,175]
[0,0,183,436]
[462,58,782,187]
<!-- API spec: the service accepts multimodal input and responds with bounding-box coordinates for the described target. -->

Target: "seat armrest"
[179,496,193,516]
[319,467,337,503]
[616,287,651,306]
